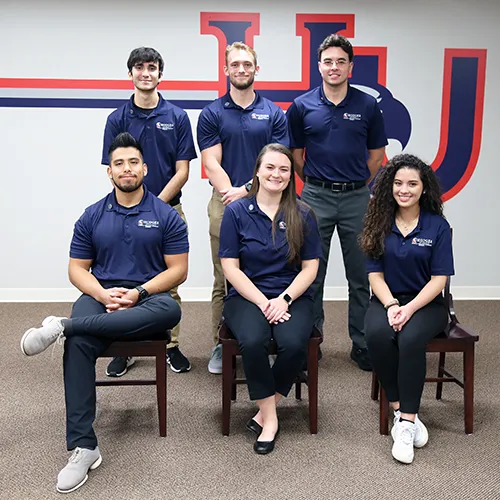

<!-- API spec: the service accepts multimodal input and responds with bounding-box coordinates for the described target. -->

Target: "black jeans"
[364,295,448,414]
[223,295,314,401]
[63,281,180,450]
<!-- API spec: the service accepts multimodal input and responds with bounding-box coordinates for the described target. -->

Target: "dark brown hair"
[360,154,444,259]
[248,143,311,263]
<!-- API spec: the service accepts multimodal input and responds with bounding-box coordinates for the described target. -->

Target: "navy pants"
[63,282,180,450]
[223,295,314,401]
[364,295,448,414]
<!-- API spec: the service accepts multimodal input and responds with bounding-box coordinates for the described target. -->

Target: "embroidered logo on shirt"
[411,237,433,247]
[156,122,174,131]
[251,113,270,120]
[343,113,362,121]
[138,219,160,229]
[278,221,287,231]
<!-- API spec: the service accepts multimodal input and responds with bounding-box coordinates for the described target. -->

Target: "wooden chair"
[219,321,323,436]
[371,278,479,435]
[95,332,170,437]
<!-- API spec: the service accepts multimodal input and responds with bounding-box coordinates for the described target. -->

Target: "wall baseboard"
[0,286,499,302]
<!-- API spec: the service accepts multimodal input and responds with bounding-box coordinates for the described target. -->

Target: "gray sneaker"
[20,316,66,356]
[56,446,102,493]
[208,344,223,374]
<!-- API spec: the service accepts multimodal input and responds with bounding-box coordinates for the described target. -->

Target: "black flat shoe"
[253,428,280,455]
[246,418,263,435]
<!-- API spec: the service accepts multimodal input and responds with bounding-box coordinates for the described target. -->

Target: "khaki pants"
[168,202,187,348]
[207,189,226,344]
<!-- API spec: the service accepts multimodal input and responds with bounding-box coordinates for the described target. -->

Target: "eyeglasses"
[320,59,349,68]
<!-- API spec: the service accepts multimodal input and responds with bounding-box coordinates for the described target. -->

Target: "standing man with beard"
[20,133,189,493]
[197,42,289,374]
[287,34,387,371]
[102,47,196,375]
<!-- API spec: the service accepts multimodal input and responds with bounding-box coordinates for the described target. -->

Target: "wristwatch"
[135,286,149,302]
[244,181,253,192]
[283,293,293,306]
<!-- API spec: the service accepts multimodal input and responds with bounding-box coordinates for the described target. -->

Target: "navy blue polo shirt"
[70,187,189,283]
[218,197,322,298]
[366,211,454,295]
[102,94,197,199]
[197,92,289,187]
[287,85,388,182]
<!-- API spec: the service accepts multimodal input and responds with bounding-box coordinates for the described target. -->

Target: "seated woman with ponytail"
[219,143,321,455]
[360,154,454,464]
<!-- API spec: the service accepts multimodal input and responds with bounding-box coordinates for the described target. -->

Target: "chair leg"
[156,347,167,437]
[463,344,475,434]
[371,371,379,401]
[231,354,237,401]
[295,376,302,401]
[307,343,319,434]
[436,352,446,400]
[222,346,233,436]
[379,386,389,435]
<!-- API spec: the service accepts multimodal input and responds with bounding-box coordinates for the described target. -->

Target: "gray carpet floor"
[1,301,499,500]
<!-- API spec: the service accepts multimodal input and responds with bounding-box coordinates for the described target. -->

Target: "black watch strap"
[135,286,149,302]
[283,293,293,306]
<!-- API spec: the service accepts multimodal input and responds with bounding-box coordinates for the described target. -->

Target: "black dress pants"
[223,295,314,401]
[63,281,180,450]
[364,295,448,414]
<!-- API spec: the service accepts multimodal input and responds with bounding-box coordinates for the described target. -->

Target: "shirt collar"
[222,91,263,111]
[391,210,425,237]
[127,93,167,117]
[318,83,352,108]
[106,186,153,214]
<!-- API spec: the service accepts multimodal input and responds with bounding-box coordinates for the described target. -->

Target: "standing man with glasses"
[197,42,289,374]
[102,47,197,375]
[287,34,387,371]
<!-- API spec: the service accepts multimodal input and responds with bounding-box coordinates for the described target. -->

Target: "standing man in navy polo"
[287,34,387,371]
[197,42,289,374]
[21,133,189,493]
[102,47,197,374]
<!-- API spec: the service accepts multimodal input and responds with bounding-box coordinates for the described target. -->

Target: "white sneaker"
[413,414,429,448]
[56,446,102,493]
[391,411,428,448]
[392,420,415,464]
[20,316,66,356]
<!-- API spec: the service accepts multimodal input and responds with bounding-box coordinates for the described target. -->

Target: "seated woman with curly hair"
[219,143,321,455]
[360,154,454,464]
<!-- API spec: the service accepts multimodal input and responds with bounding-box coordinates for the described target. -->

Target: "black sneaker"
[350,346,372,371]
[166,346,191,373]
[106,357,135,377]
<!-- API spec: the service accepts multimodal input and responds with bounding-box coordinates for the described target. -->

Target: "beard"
[229,73,255,90]
[112,176,143,193]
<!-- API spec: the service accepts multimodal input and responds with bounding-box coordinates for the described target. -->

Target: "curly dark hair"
[360,154,443,259]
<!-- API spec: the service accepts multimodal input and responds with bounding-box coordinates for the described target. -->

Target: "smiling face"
[108,147,147,193]
[393,167,424,209]
[128,60,162,92]
[224,48,259,91]
[256,150,292,195]
[318,46,353,89]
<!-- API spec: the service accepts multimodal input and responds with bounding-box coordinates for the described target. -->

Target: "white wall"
[1,0,499,301]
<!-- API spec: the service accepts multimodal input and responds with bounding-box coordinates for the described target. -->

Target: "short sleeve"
[367,101,388,150]
[162,208,189,255]
[197,107,221,151]
[287,101,306,149]
[430,221,455,276]
[271,107,290,148]
[70,211,95,260]
[300,208,322,261]
[101,113,123,165]
[219,207,240,259]
[366,257,384,274]
[176,112,197,161]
